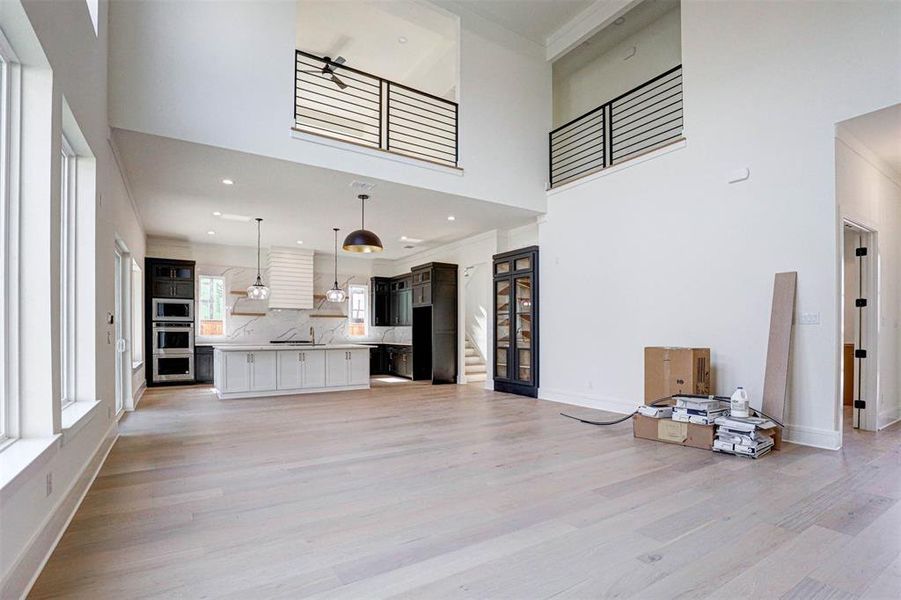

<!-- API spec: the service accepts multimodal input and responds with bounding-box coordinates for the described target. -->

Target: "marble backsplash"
[196,264,411,346]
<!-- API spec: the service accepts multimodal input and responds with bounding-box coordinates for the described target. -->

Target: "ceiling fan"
[299,56,349,90]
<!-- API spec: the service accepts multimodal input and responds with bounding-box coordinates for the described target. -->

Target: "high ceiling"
[112,129,540,259]
[839,103,901,178]
[462,0,595,44]
[297,0,459,100]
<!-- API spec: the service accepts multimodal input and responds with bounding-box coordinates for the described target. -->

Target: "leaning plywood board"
[762,272,797,423]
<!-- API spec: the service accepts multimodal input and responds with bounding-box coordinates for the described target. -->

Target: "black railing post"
[606,102,614,167]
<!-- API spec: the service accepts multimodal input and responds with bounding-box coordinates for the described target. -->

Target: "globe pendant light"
[326,227,346,303]
[246,217,271,300]
[343,194,383,253]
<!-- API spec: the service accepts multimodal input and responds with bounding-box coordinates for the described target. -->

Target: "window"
[0,33,19,445]
[199,276,225,336]
[131,260,143,366]
[348,284,368,338]
[59,135,76,409]
[85,0,99,36]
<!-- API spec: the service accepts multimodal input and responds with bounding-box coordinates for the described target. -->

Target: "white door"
[223,352,251,392]
[326,349,348,386]
[348,349,370,385]
[251,351,278,391]
[302,350,327,389]
[277,350,303,390]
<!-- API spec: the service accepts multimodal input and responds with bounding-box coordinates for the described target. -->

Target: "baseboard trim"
[783,424,841,450]
[2,422,119,600]
[538,388,638,415]
[132,381,146,410]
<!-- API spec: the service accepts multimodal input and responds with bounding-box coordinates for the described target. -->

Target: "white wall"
[539,1,900,450]
[836,135,901,430]
[553,3,681,126]
[0,0,146,596]
[842,230,859,345]
[108,0,550,212]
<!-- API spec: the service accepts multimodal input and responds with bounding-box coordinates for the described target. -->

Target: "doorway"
[113,243,132,415]
[841,221,878,431]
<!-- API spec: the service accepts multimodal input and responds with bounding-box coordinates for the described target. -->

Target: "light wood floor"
[30,383,901,599]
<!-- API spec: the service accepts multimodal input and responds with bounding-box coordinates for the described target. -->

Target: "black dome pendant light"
[343,194,383,253]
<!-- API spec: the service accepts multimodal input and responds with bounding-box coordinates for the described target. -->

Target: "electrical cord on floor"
[560,397,673,426]
[561,395,786,429]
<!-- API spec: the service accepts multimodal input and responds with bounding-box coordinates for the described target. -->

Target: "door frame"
[839,219,879,435]
[114,239,133,415]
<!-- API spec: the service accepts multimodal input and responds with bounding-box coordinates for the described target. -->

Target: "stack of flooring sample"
[713,415,777,458]
[671,395,728,425]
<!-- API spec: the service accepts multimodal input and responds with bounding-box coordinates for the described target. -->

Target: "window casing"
[60,135,76,409]
[199,275,225,337]
[131,260,143,366]
[0,36,18,445]
[348,284,367,338]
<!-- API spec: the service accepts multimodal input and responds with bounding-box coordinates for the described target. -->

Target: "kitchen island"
[213,344,371,399]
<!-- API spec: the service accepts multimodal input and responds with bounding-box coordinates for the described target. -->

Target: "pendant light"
[343,194,383,253]
[326,227,346,303]
[246,217,271,300]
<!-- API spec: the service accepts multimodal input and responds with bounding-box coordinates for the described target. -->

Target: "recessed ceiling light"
[614,16,626,25]
[398,36,408,44]
[447,215,456,221]
[399,235,424,243]
[296,240,304,245]
[212,211,222,216]
[207,230,216,235]
[221,178,234,185]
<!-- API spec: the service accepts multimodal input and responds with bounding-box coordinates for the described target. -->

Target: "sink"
[269,341,324,346]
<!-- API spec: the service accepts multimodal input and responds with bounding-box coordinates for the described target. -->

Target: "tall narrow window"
[131,260,143,366]
[60,135,76,408]
[348,284,367,338]
[199,275,225,337]
[0,37,16,444]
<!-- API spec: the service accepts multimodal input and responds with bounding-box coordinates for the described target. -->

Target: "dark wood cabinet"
[411,263,457,384]
[195,345,214,383]
[389,275,412,326]
[493,246,538,397]
[370,277,391,326]
[148,258,195,299]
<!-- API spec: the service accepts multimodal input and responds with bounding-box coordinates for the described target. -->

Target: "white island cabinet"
[213,344,370,399]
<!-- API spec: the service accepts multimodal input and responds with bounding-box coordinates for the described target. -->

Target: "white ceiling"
[462,0,595,44]
[112,129,540,259]
[297,0,459,100]
[839,103,901,178]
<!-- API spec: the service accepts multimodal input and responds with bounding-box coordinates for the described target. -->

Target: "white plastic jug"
[730,387,750,418]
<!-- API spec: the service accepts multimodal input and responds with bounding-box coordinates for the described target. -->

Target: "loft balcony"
[549,64,684,188]
[294,51,459,169]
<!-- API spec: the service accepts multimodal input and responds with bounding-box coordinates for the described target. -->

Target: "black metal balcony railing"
[294,50,459,168]
[549,65,683,188]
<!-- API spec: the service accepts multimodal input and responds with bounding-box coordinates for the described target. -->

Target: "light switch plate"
[799,312,820,325]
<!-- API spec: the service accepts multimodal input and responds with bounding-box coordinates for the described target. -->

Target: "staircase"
[464,338,487,383]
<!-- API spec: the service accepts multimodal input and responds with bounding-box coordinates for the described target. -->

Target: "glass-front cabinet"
[493,246,538,397]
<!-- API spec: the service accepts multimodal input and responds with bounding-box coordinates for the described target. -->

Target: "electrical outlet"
[46,473,53,497]
[799,312,820,325]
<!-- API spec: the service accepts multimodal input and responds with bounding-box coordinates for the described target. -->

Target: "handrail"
[295,50,459,167]
[549,65,683,188]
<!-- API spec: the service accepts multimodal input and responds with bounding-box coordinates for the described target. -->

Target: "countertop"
[212,343,374,351]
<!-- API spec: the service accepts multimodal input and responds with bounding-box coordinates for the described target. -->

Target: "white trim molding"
[538,387,638,416]
[782,424,842,451]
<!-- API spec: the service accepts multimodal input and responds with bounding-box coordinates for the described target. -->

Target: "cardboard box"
[633,414,715,450]
[644,347,711,404]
